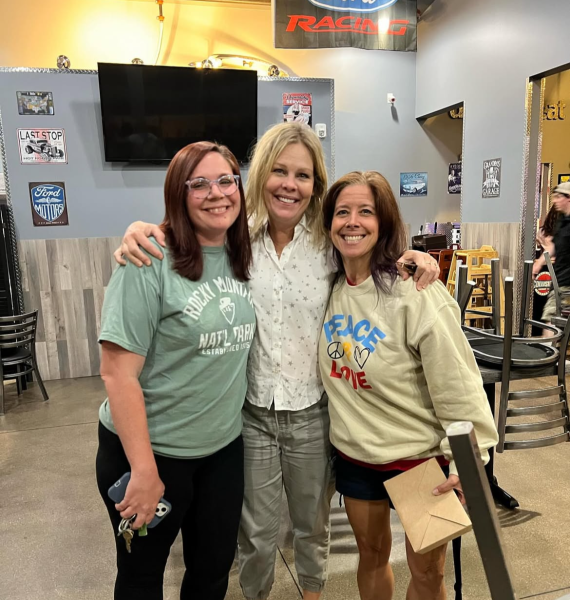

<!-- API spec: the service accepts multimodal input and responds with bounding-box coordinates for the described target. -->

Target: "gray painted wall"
[1,52,462,242]
[323,50,460,237]
[416,0,570,223]
[0,72,333,241]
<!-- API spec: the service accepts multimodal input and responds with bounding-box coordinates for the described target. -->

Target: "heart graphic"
[353,346,370,369]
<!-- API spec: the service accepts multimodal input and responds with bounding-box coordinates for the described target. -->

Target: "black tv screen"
[97,63,258,163]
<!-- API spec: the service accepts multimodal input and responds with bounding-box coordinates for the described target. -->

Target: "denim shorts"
[335,451,449,507]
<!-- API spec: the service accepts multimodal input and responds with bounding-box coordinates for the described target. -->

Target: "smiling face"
[330,184,379,266]
[263,142,315,232]
[185,152,241,246]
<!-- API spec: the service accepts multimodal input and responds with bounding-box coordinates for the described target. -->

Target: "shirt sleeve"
[417,302,499,475]
[98,254,163,357]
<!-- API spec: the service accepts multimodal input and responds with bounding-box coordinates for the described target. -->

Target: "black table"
[478,362,570,510]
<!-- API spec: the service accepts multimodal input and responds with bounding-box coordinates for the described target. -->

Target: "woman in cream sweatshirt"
[319,170,498,600]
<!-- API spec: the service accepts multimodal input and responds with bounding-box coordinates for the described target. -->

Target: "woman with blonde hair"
[113,122,439,600]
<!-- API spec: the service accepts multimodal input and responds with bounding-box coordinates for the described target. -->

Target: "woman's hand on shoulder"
[114,221,166,267]
[396,250,440,291]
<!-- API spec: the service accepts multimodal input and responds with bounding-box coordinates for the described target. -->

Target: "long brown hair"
[323,171,407,293]
[542,204,560,237]
[161,142,252,281]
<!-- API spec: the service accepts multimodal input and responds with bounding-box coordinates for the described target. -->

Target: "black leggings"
[95,422,244,600]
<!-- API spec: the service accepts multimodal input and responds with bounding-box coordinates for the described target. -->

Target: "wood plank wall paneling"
[461,222,521,280]
[19,237,122,381]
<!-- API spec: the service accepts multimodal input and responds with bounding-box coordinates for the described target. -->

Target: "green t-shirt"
[98,241,256,458]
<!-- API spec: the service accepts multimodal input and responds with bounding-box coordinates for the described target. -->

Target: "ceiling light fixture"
[189,54,289,78]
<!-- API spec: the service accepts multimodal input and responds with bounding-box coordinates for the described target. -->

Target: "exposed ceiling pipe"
[154,0,165,66]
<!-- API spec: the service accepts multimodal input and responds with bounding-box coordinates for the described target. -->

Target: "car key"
[117,516,136,553]
[122,528,134,553]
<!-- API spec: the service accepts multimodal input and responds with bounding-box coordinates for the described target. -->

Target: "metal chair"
[0,310,49,415]
[448,422,570,600]
[458,261,570,453]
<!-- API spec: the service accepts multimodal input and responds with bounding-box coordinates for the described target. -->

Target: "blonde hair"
[246,122,328,248]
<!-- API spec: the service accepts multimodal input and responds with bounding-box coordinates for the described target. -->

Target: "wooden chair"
[428,249,455,284]
[0,310,49,415]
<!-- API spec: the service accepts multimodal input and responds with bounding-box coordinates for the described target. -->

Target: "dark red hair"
[161,142,252,281]
[323,171,407,293]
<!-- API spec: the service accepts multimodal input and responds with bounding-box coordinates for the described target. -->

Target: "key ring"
[118,514,136,533]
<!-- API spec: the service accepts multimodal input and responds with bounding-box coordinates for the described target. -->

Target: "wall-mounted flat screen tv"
[97,63,258,163]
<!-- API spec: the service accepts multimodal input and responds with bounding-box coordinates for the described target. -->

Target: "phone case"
[108,472,172,529]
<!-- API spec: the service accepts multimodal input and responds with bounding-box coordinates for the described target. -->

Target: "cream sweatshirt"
[319,275,498,475]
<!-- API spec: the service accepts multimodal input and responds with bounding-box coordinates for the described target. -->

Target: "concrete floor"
[1,376,569,600]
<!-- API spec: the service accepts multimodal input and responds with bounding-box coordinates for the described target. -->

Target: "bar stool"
[458,261,570,453]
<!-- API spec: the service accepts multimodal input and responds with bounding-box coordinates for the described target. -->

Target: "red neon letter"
[286,15,317,32]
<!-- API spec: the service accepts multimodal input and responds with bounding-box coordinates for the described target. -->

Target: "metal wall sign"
[17,128,67,164]
[482,158,501,198]
[16,91,54,115]
[275,0,417,51]
[448,162,462,195]
[28,182,69,226]
[400,172,427,197]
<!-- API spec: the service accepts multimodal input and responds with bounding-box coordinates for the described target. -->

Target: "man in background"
[538,182,570,327]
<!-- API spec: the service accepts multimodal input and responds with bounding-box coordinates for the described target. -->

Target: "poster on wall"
[400,172,428,197]
[16,91,54,115]
[482,158,501,198]
[558,174,570,185]
[274,0,417,51]
[448,162,462,194]
[17,129,67,164]
[283,93,313,126]
[29,182,69,227]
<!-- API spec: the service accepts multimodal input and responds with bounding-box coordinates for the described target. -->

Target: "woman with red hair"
[95,141,255,600]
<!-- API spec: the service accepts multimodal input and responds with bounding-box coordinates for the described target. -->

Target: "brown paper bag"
[384,458,472,554]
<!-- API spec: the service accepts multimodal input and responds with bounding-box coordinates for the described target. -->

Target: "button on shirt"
[247,218,336,411]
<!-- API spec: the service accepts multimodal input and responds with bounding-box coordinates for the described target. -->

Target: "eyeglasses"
[186,174,240,199]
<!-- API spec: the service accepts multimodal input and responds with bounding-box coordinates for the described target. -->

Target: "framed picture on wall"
[448,162,462,194]
[16,91,54,115]
[558,174,570,184]
[400,172,428,197]
[482,158,501,198]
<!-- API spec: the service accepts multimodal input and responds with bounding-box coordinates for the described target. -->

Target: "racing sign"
[28,182,69,227]
[275,0,417,50]
[18,129,67,165]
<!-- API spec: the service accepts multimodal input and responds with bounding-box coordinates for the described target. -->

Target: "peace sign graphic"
[327,342,345,360]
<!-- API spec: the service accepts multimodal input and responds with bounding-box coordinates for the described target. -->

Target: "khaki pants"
[542,287,570,322]
[238,396,335,600]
